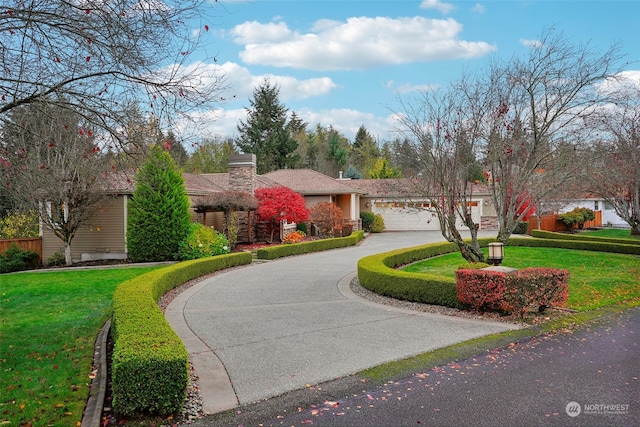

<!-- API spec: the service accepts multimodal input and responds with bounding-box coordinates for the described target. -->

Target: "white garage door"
[372,200,481,231]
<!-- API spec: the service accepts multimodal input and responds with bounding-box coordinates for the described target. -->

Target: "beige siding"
[42,196,128,263]
[304,195,333,210]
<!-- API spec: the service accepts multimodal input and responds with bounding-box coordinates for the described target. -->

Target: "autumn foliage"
[455,267,569,317]
[309,202,343,236]
[255,187,309,242]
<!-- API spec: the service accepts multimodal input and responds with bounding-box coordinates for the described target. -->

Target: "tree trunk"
[64,242,73,266]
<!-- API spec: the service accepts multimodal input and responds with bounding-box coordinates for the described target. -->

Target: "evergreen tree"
[127,146,192,262]
[236,79,299,174]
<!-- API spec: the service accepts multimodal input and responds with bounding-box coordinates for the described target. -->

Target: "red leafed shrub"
[456,268,570,317]
[455,269,509,312]
[255,187,309,242]
[503,268,570,317]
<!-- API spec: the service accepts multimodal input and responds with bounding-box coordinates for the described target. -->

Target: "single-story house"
[40,154,498,263]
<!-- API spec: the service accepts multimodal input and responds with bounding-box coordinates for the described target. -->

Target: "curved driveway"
[166,231,519,414]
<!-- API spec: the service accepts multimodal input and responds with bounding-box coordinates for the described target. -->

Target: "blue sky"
[178,0,640,144]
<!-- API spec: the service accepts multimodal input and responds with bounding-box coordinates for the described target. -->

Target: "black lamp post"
[487,242,504,266]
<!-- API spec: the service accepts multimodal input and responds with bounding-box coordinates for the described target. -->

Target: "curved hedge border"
[111,252,253,416]
[531,230,640,246]
[357,236,639,309]
[256,230,365,260]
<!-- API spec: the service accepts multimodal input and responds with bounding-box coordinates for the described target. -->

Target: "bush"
[297,222,308,234]
[282,230,306,244]
[309,202,343,237]
[360,212,375,232]
[178,223,230,260]
[455,267,569,316]
[127,146,192,262]
[455,269,509,312]
[503,268,569,316]
[46,251,66,267]
[111,252,252,416]
[0,210,39,238]
[257,230,365,260]
[0,243,40,273]
[558,207,595,229]
[371,213,385,233]
[513,221,528,234]
[530,230,640,246]
[508,236,640,255]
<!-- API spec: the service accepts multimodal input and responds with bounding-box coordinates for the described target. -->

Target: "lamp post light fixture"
[487,242,504,266]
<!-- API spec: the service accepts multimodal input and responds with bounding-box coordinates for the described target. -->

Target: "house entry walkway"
[165,231,519,414]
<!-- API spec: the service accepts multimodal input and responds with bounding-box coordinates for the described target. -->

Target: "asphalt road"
[197,306,639,427]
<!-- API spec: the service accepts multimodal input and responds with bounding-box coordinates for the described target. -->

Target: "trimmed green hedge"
[357,236,639,309]
[358,238,496,309]
[111,252,252,416]
[256,230,365,260]
[531,230,640,246]
[508,237,640,255]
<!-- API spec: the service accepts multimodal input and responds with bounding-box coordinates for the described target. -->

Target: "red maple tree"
[255,187,309,242]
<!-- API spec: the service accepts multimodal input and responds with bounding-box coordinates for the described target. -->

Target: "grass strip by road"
[0,266,160,426]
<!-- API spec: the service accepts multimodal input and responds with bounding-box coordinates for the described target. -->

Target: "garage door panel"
[372,200,481,231]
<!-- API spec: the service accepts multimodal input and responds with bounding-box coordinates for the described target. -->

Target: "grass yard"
[0,266,160,426]
[402,247,640,311]
[580,227,640,240]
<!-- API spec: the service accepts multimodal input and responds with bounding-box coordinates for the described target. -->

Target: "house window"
[594,201,599,211]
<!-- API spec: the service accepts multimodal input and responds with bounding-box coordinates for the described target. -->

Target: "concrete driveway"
[166,231,519,414]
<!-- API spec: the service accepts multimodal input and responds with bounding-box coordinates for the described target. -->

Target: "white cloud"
[233,16,496,71]
[230,20,293,44]
[471,3,485,13]
[420,0,455,14]
[594,70,640,96]
[387,80,440,94]
[297,108,397,141]
[520,38,543,48]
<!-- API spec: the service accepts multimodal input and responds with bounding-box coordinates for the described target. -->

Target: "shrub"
[46,251,66,267]
[0,243,40,273]
[297,222,308,234]
[257,230,365,260]
[309,202,343,237]
[178,223,230,260]
[455,269,509,312]
[503,268,569,316]
[111,253,252,416]
[370,213,385,233]
[558,207,595,229]
[127,146,192,262]
[530,230,640,246]
[282,230,306,244]
[513,221,528,234]
[455,267,569,317]
[0,210,39,238]
[360,211,376,232]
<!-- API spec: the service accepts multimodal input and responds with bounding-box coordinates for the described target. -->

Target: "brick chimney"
[228,153,257,193]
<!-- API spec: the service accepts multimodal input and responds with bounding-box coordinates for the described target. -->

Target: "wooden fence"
[0,237,43,263]
[527,211,602,234]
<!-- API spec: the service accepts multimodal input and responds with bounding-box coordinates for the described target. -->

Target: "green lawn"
[402,247,640,311]
[581,227,640,241]
[0,266,160,426]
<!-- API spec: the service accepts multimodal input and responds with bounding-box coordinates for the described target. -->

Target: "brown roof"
[344,178,490,197]
[263,169,364,195]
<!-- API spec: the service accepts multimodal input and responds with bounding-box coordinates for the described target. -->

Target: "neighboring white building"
[557,196,629,228]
